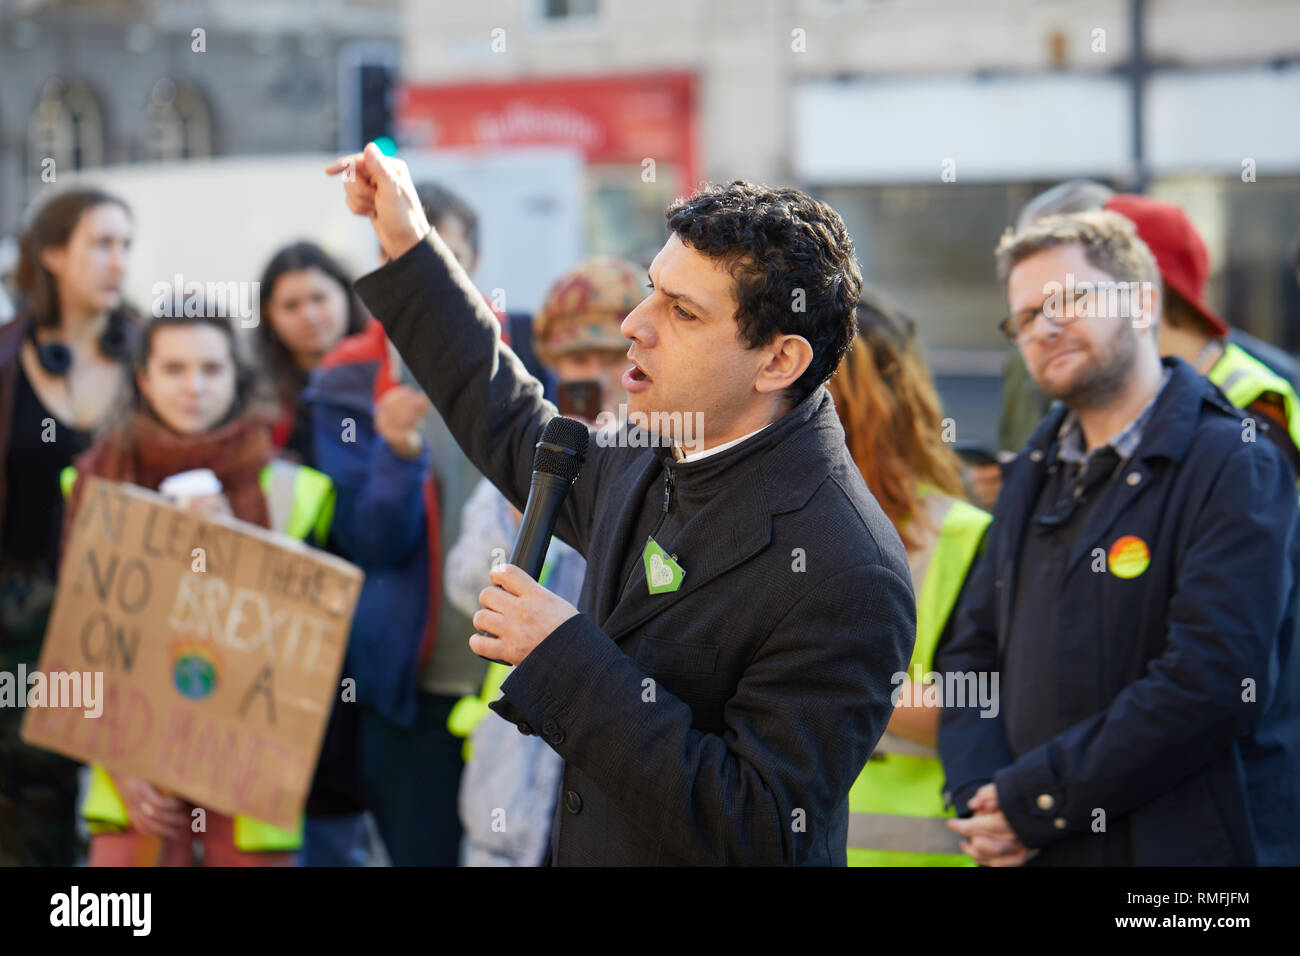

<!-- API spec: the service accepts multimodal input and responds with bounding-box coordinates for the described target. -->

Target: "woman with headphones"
[0,187,137,866]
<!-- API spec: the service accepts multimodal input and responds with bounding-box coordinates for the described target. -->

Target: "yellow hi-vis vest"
[1208,342,1300,490]
[848,488,991,867]
[64,460,336,852]
[447,552,557,763]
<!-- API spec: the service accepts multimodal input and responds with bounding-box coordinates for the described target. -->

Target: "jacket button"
[517,722,533,736]
[1126,472,1141,486]
[1053,817,1067,830]
[565,790,583,814]
[1036,793,1055,811]
[1029,449,1045,463]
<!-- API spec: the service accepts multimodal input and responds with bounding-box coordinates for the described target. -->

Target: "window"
[814,181,1092,450]
[585,165,676,268]
[1150,174,1300,353]
[144,77,213,162]
[28,77,103,177]
[816,182,1058,352]
[540,0,598,21]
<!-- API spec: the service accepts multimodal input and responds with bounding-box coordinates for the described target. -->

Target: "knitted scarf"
[64,411,272,556]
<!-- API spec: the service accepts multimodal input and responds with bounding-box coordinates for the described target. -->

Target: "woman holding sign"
[62,308,335,866]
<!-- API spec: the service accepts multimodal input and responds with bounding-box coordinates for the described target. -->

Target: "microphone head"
[533,416,589,482]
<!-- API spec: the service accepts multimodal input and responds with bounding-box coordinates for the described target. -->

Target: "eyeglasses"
[999,286,1092,345]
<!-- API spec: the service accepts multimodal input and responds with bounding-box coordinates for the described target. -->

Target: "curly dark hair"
[666,181,863,403]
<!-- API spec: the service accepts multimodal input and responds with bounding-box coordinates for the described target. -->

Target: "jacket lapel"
[599,389,835,645]
[1062,457,1157,578]
[994,414,1062,656]
[1059,360,1204,578]
[591,447,663,627]
[602,472,773,644]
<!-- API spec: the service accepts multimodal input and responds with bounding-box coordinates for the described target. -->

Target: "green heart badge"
[643,537,685,594]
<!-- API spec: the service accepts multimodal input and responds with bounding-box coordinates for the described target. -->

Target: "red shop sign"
[399,72,699,194]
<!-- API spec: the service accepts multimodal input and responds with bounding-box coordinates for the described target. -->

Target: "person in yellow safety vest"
[60,310,335,865]
[446,555,556,762]
[1104,194,1300,482]
[1209,343,1300,482]
[826,291,992,866]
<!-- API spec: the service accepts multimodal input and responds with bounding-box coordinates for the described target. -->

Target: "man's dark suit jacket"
[354,231,915,865]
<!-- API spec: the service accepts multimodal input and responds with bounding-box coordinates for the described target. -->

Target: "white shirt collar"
[672,423,771,463]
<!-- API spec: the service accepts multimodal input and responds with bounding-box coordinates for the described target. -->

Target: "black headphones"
[28,314,133,376]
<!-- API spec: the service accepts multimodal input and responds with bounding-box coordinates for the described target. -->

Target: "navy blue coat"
[937,357,1300,865]
[304,352,434,730]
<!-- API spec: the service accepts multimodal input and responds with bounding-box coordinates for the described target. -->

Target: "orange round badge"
[1108,535,1150,579]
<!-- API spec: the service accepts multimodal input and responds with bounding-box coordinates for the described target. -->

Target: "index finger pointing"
[325,154,363,176]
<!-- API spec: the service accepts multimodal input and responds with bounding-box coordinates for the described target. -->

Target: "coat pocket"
[635,635,719,676]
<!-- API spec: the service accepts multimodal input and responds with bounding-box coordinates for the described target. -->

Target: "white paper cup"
[158,468,223,509]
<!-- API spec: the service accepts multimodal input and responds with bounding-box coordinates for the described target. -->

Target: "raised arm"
[328,145,601,554]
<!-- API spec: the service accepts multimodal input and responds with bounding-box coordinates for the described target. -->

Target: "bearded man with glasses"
[936,209,1300,867]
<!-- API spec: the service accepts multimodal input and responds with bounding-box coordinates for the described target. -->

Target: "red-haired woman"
[827,290,992,867]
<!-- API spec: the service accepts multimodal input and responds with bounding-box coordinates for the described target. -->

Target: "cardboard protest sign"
[22,476,363,831]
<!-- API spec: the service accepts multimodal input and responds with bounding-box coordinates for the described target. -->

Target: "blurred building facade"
[1,0,1297,446]
[0,0,400,236]
[397,0,1300,377]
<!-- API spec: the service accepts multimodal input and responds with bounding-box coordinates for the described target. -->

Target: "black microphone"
[476,416,589,663]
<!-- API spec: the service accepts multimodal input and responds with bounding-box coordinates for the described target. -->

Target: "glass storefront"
[814,176,1300,449]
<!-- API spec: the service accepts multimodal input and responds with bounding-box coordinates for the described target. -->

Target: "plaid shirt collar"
[1056,366,1173,466]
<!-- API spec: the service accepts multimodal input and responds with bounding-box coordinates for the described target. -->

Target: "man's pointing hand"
[326,142,431,261]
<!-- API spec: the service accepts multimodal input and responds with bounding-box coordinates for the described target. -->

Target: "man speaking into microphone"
[327,144,915,866]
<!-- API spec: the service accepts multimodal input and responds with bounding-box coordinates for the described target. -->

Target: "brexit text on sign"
[21,477,363,831]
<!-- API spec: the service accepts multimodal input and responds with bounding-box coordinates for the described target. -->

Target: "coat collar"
[596,385,839,642]
[1020,356,1229,469]
[302,359,380,415]
[302,319,397,414]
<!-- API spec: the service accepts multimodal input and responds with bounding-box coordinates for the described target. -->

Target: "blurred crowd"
[1,169,1298,866]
